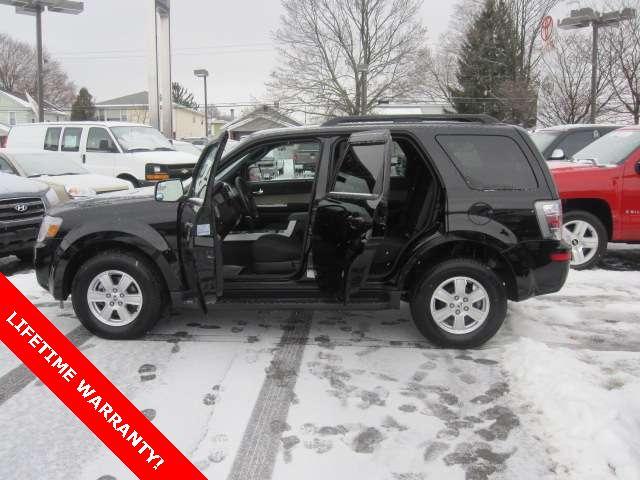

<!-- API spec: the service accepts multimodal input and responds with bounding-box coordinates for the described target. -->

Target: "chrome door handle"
[253,188,264,195]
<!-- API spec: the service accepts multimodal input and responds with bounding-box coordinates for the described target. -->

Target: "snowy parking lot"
[1,246,640,480]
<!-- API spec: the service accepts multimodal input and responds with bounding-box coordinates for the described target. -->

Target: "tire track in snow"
[226,311,312,480]
[0,325,91,406]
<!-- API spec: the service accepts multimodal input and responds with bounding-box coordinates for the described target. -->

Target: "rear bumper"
[505,240,571,301]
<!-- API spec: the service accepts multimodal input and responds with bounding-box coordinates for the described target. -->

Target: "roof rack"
[321,114,501,127]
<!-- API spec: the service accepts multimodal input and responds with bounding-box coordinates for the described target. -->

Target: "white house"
[0,89,69,127]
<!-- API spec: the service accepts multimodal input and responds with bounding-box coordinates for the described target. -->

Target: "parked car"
[550,126,640,269]
[6,122,198,187]
[531,124,621,161]
[0,172,59,261]
[0,149,133,201]
[172,140,203,156]
[35,115,570,348]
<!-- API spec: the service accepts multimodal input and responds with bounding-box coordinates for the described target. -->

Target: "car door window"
[44,127,62,151]
[193,146,217,199]
[333,143,387,195]
[556,131,597,159]
[86,127,115,152]
[61,127,82,152]
[246,142,320,182]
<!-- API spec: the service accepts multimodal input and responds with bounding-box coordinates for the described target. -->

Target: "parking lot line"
[0,325,91,406]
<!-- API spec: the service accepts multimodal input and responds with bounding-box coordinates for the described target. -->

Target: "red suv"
[550,126,640,269]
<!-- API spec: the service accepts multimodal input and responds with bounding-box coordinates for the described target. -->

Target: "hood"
[126,150,198,165]
[36,174,132,193]
[0,172,49,197]
[548,160,615,175]
[49,185,157,214]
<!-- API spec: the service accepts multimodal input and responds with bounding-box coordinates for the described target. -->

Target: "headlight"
[37,216,63,242]
[44,188,60,207]
[145,164,170,181]
[65,185,97,198]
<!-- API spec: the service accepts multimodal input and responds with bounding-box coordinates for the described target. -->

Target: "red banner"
[0,274,206,479]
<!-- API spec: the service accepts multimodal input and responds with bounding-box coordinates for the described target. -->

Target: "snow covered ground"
[1,247,640,480]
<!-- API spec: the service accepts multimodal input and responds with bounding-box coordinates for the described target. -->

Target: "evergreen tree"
[171,82,198,110]
[70,88,96,121]
[450,0,517,119]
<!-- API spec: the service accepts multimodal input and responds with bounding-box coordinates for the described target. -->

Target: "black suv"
[35,115,570,348]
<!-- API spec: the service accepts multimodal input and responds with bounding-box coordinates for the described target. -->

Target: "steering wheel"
[234,176,259,219]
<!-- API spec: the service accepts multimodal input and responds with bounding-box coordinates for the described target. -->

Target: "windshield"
[530,131,560,153]
[574,129,640,165]
[11,153,87,177]
[110,126,175,153]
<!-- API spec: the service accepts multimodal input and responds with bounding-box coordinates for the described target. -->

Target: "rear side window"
[44,127,61,151]
[61,127,82,152]
[437,135,538,190]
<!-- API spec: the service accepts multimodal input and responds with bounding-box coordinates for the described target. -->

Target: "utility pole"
[559,7,636,123]
[35,5,44,122]
[0,0,84,123]
[358,63,369,115]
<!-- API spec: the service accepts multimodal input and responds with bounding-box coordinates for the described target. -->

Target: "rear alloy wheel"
[72,251,164,339]
[410,259,507,349]
[563,210,607,270]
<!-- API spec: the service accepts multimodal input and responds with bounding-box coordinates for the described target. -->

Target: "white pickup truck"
[6,122,199,186]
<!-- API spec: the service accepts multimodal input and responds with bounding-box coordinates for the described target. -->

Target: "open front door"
[178,132,229,310]
[312,130,392,302]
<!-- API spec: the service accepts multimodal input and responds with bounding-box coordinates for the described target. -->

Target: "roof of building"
[224,105,301,132]
[96,91,149,106]
[96,90,204,116]
[0,89,68,115]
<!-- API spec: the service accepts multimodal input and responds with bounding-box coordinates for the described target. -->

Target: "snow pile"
[504,338,640,480]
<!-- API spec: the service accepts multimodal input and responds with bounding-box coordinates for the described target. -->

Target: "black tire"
[563,210,608,270]
[71,251,165,339]
[410,259,507,349]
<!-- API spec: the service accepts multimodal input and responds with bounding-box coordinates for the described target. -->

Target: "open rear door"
[312,130,392,302]
[178,132,228,310]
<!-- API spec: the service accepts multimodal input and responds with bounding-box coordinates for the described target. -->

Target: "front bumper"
[0,221,40,257]
[34,239,61,298]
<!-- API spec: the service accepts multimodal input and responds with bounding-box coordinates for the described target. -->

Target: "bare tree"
[0,33,76,108]
[537,33,615,125]
[601,0,640,124]
[269,0,427,116]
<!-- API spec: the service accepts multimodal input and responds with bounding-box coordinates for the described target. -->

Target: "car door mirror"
[636,160,640,175]
[550,148,565,160]
[155,179,184,202]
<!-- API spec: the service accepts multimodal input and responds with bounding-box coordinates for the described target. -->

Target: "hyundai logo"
[181,169,189,174]
[14,204,28,213]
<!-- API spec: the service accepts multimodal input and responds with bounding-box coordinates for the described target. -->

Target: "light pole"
[194,69,209,138]
[357,63,369,115]
[0,0,84,122]
[559,7,636,123]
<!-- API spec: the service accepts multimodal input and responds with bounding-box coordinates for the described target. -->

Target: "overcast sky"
[0,0,457,108]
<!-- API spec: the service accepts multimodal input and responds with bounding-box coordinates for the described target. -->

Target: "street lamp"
[559,7,636,123]
[194,69,209,138]
[0,0,84,122]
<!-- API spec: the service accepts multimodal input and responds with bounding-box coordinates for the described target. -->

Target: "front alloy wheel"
[87,270,143,327]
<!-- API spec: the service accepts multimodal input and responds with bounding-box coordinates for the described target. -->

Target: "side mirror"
[636,161,640,175]
[550,148,565,160]
[155,179,184,202]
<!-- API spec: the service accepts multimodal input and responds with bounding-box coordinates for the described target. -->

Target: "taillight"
[534,200,563,240]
